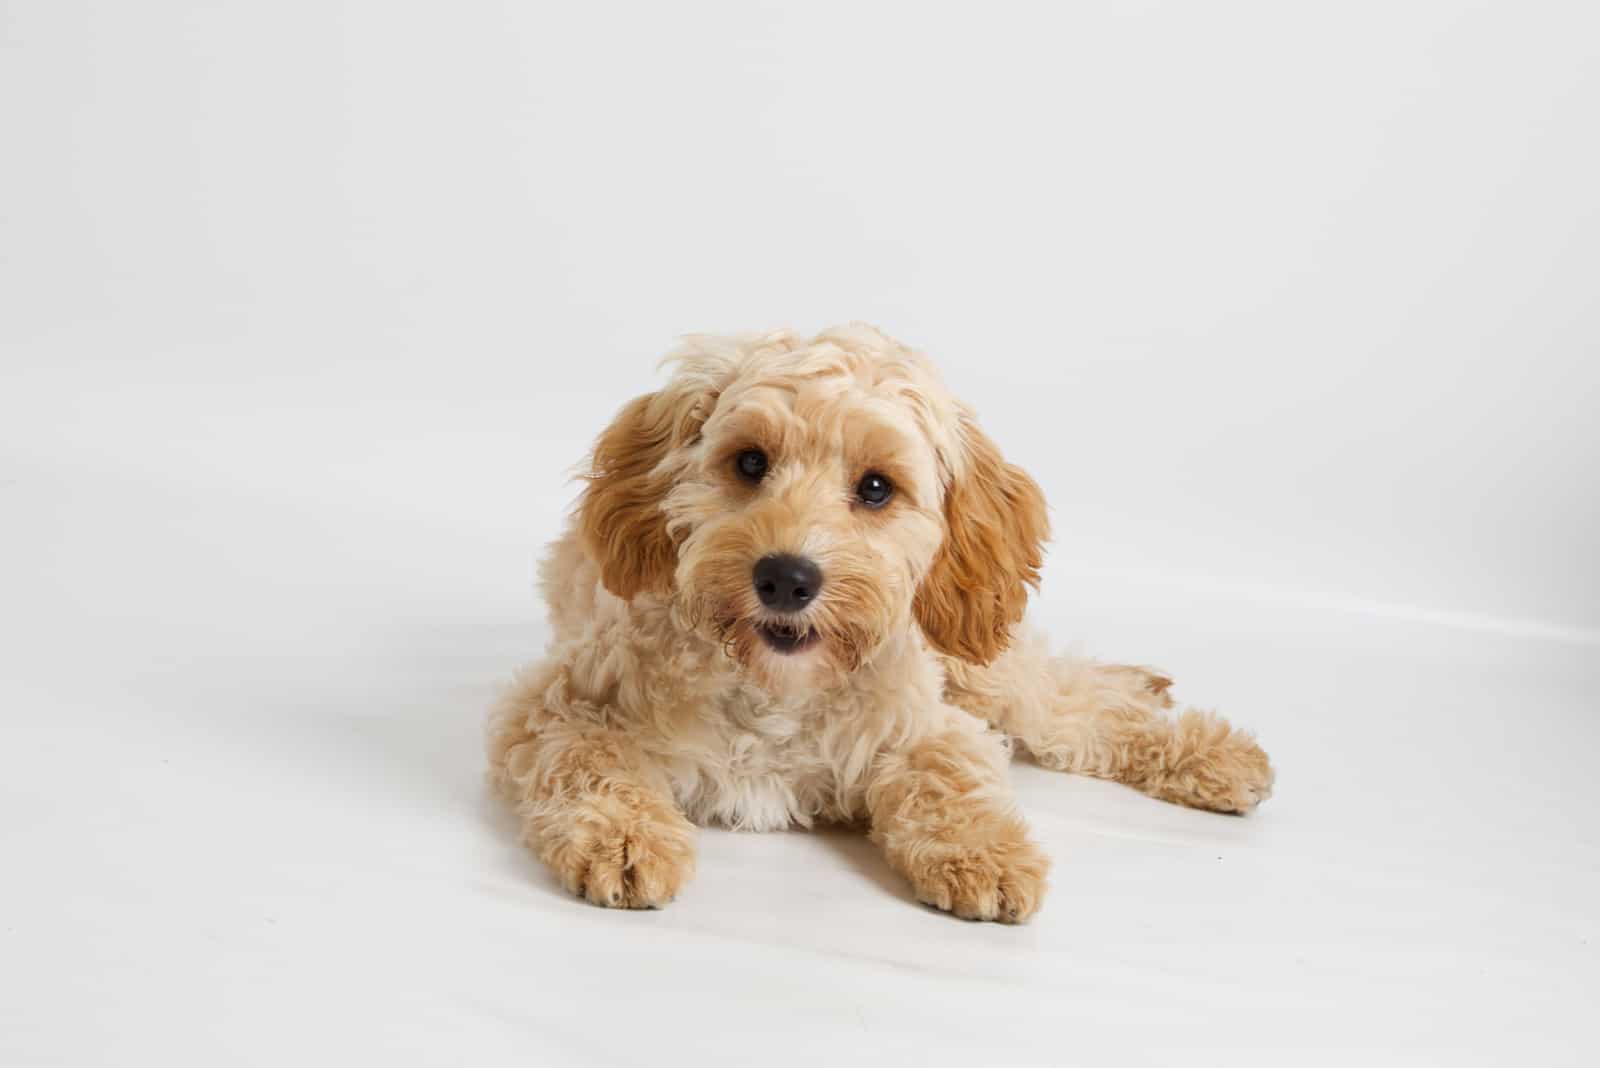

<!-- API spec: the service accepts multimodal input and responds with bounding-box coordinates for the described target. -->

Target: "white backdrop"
[5,0,1597,633]
[4,4,1598,1066]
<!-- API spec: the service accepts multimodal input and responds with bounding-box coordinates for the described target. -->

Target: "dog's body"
[490,325,1272,922]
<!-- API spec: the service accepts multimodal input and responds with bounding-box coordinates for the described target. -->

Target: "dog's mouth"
[754,620,821,655]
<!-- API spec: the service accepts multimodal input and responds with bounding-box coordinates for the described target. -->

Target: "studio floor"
[3,448,1595,1067]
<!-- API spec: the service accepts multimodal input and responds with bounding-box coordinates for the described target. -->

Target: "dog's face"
[577,325,1048,692]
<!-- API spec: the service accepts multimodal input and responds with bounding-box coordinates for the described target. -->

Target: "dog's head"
[576,324,1048,690]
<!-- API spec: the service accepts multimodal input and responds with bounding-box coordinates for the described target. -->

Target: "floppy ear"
[913,415,1050,665]
[577,388,708,600]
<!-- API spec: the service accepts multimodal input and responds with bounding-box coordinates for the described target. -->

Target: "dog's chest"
[661,688,843,832]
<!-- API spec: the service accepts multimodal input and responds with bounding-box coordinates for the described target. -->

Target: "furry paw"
[542,803,697,909]
[1148,710,1275,814]
[907,836,1050,923]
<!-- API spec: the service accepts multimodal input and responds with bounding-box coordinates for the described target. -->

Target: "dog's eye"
[735,448,769,482]
[856,471,893,508]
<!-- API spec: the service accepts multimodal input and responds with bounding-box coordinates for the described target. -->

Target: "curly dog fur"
[489,324,1273,922]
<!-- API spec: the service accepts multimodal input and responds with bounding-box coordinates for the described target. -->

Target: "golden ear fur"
[913,417,1050,664]
[577,388,708,600]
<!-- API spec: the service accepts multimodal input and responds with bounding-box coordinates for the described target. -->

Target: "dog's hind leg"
[940,632,1274,814]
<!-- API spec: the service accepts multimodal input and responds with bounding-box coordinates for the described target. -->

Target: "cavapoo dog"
[489,324,1272,922]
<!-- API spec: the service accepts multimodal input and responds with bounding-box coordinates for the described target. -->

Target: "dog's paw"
[1148,710,1275,814]
[907,835,1050,924]
[543,804,697,909]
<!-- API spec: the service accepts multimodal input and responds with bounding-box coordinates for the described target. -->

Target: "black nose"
[752,554,822,614]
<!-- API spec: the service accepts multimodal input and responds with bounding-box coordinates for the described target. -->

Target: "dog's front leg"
[865,721,1050,923]
[489,665,696,909]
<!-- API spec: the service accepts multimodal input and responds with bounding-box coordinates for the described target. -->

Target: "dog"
[488,324,1273,922]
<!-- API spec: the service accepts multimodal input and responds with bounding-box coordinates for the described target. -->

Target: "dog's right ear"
[576,386,710,601]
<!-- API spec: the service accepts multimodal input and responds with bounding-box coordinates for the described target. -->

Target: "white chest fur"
[656,687,843,832]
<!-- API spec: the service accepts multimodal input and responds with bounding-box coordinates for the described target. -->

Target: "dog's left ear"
[914,414,1049,665]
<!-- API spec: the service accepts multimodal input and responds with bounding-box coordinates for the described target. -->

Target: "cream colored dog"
[489,324,1273,922]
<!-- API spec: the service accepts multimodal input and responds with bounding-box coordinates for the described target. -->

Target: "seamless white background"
[3,3,1598,1066]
